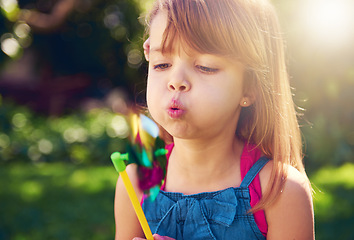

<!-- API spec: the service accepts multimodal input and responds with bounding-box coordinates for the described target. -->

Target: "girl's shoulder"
[260,162,314,239]
[259,161,312,197]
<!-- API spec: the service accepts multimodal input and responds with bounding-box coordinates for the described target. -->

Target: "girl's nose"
[168,81,190,91]
[168,69,191,92]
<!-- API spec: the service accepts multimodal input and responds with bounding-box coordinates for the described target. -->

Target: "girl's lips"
[167,99,185,119]
[167,108,185,118]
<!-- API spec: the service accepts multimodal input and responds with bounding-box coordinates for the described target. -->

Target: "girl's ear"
[240,71,257,107]
[143,38,150,61]
[240,92,256,107]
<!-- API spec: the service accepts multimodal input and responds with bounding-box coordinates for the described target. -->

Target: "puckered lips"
[167,99,185,119]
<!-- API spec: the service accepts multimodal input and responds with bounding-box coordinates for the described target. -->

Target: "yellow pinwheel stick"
[111,152,154,240]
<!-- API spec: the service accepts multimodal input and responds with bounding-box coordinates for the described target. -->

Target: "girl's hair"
[145,0,308,212]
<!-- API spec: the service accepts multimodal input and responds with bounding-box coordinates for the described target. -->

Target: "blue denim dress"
[142,157,269,240]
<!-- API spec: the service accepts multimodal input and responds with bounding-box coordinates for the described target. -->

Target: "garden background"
[0,0,353,239]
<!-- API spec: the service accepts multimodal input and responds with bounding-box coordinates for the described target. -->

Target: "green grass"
[1,163,353,239]
[0,163,118,240]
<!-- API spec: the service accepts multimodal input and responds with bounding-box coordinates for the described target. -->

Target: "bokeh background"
[0,0,353,239]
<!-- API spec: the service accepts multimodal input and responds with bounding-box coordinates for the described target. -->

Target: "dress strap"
[240,156,270,188]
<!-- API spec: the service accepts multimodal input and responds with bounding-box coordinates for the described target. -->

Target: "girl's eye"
[153,63,171,70]
[196,65,219,74]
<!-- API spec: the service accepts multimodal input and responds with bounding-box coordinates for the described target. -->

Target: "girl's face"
[146,11,251,141]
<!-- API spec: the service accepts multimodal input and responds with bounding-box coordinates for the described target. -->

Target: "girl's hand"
[133,234,175,240]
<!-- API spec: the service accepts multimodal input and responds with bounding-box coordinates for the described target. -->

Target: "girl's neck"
[165,137,244,194]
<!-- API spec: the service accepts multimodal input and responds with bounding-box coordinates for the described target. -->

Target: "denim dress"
[142,157,269,240]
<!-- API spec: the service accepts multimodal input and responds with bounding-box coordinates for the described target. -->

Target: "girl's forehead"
[149,11,167,40]
[149,10,226,57]
[149,11,195,55]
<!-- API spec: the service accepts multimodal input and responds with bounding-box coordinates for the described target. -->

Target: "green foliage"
[303,119,354,173]
[0,163,118,239]
[311,163,354,240]
[0,0,147,93]
[0,98,129,165]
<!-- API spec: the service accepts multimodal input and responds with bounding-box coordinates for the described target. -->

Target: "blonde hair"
[145,0,308,211]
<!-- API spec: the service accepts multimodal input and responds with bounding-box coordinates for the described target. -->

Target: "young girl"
[115,0,314,239]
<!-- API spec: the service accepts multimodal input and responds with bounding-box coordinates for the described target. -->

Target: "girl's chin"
[163,124,190,139]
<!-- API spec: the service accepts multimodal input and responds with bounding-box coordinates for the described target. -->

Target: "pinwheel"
[119,113,168,200]
[111,113,168,240]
